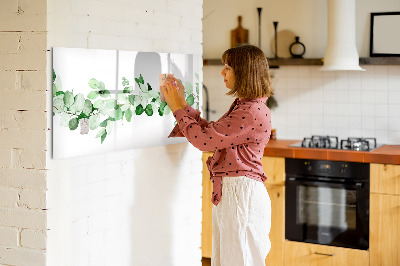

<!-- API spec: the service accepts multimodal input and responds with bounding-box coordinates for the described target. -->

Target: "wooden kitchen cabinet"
[202,152,213,258]
[262,156,285,266]
[264,184,285,266]
[201,153,286,265]
[284,240,369,266]
[370,163,400,266]
[370,163,400,195]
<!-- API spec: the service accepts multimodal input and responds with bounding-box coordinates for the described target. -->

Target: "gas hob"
[289,135,383,151]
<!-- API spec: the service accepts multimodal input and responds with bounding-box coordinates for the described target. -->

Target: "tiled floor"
[202,257,211,266]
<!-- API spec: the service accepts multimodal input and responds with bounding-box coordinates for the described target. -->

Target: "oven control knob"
[340,164,347,174]
[304,161,312,171]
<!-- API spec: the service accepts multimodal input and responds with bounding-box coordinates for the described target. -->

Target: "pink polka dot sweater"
[168,97,272,206]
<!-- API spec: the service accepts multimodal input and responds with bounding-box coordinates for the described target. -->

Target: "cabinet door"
[262,156,285,186]
[370,193,400,266]
[264,184,285,266]
[370,163,400,195]
[202,152,213,258]
[284,241,369,266]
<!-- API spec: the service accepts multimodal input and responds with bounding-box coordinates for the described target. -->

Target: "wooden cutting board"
[231,16,249,48]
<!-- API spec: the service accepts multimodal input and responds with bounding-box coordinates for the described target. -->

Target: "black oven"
[285,158,369,250]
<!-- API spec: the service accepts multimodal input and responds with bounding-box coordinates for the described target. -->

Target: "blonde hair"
[221,44,273,99]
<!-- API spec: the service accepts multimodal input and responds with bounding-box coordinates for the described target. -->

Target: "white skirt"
[211,176,271,266]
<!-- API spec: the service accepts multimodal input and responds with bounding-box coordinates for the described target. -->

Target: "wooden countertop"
[263,139,400,165]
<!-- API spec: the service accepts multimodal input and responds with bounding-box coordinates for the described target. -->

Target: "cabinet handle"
[313,252,335,256]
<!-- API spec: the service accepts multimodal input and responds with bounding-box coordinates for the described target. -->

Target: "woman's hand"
[160,76,186,113]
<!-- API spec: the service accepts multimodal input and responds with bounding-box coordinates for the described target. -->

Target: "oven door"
[285,177,369,250]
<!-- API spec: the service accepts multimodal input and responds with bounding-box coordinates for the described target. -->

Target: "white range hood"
[320,0,365,71]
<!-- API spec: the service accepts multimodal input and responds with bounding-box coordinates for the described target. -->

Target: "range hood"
[320,0,365,71]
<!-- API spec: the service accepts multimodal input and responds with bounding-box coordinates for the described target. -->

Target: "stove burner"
[301,135,339,149]
[340,137,377,151]
[294,136,379,151]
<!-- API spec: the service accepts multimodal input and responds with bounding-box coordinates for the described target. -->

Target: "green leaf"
[106,120,113,134]
[139,74,144,84]
[53,69,56,83]
[53,84,57,95]
[70,93,85,114]
[93,99,104,109]
[122,77,129,86]
[100,119,108,127]
[150,102,158,113]
[96,128,106,138]
[106,98,117,109]
[63,91,74,108]
[120,103,129,112]
[115,108,123,120]
[196,83,199,94]
[158,101,167,116]
[123,86,132,93]
[147,83,152,91]
[99,90,110,98]
[164,105,171,115]
[87,91,99,100]
[77,112,89,120]
[125,108,133,122]
[88,78,100,90]
[134,95,142,106]
[55,91,65,96]
[54,75,62,92]
[83,99,93,116]
[128,95,135,105]
[53,98,64,114]
[148,90,159,98]
[185,81,193,94]
[69,118,79,130]
[135,104,144,115]
[101,132,107,144]
[99,81,105,90]
[117,92,127,102]
[186,94,195,106]
[145,104,153,116]
[89,114,100,130]
[60,113,71,127]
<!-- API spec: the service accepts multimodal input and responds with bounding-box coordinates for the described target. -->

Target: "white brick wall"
[46,1,203,266]
[0,0,48,265]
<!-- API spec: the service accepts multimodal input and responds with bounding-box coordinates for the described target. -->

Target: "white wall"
[203,0,400,58]
[46,0,204,266]
[0,0,48,265]
[203,0,400,145]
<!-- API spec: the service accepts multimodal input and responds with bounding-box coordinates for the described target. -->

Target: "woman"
[161,44,273,266]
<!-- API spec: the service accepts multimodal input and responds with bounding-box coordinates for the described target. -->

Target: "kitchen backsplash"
[203,65,400,144]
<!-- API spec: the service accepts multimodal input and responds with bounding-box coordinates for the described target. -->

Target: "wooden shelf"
[359,57,400,65]
[203,57,400,67]
[203,58,323,67]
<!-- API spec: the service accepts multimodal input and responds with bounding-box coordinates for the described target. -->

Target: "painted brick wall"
[0,0,48,265]
[46,0,203,266]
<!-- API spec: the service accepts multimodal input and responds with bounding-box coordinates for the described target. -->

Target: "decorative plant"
[53,70,200,143]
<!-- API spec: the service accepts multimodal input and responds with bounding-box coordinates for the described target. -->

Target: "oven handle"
[286,177,364,189]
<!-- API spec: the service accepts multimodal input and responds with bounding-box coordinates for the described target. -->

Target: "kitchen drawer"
[370,163,400,195]
[284,240,369,266]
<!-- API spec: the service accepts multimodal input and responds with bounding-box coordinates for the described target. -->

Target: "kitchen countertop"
[263,139,400,165]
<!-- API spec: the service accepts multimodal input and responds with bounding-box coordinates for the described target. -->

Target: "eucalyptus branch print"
[53,69,200,144]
